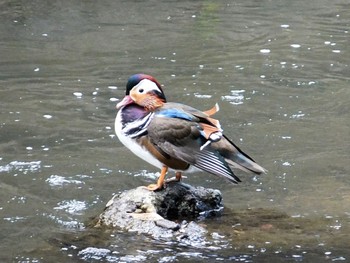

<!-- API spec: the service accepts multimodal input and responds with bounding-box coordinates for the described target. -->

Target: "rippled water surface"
[1,0,349,262]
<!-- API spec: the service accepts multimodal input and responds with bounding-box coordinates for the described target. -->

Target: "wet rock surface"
[95,182,223,241]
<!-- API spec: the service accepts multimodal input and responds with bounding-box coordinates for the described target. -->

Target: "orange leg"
[165,171,183,183]
[175,171,182,181]
[146,166,168,191]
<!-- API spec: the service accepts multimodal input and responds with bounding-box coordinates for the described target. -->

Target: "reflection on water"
[0,0,349,262]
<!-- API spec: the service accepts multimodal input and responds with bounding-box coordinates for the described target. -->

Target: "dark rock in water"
[153,181,223,220]
[95,182,223,241]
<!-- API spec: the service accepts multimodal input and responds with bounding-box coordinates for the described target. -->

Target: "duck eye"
[139,88,144,93]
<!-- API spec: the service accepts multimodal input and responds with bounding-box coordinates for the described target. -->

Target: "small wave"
[0,160,41,173]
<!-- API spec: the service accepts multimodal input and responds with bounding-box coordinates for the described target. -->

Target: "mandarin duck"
[115,74,266,191]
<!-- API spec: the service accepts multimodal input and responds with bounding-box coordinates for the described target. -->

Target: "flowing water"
[1,0,349,262]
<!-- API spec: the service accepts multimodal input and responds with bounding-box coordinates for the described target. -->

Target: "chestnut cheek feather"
[129,90,165,110]
[130,92,146,105]
[143,96,164,111]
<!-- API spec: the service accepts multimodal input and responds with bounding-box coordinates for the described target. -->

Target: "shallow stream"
[0,0,349,262]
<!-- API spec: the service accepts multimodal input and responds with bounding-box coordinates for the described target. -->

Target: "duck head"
[117,74,166,111]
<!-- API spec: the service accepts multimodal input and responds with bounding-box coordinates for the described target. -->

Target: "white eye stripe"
[134,79,161,94]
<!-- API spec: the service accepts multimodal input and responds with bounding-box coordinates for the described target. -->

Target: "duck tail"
[223,135,267,175]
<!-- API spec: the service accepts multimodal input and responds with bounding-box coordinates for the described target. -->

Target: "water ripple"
[0,160,41,173]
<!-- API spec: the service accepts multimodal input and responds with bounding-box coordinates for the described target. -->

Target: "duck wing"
[147,111,241,184]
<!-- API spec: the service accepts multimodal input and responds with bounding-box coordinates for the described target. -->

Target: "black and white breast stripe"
[122,112,154,138]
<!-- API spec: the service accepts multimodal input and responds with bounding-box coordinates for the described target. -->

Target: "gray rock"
[95,182,223,241]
